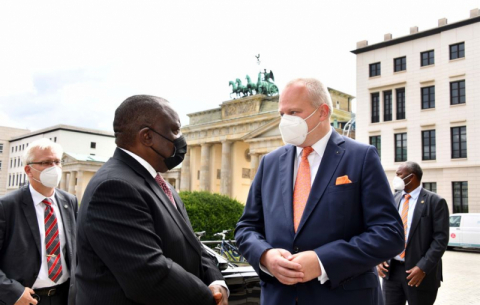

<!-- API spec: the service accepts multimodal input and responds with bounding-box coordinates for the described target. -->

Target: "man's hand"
[209,284,228,305]
[406,266,426,287]
[260,248,304,285]
[377,261,389,278]
[289,251,322,283]
[14,287,37,305]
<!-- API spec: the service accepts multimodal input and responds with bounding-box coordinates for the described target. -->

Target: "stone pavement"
[430,248,480,305]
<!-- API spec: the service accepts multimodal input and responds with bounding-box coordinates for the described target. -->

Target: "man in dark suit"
[235,78,404,305]
[76,95,228,305]
[377,161,449,305]
[0,139,78,305]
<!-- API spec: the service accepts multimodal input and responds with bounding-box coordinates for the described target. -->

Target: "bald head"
[113,95,175,148]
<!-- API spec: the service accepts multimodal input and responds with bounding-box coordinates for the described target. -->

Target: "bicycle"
[213,229,246,263]
[195,231,206,241]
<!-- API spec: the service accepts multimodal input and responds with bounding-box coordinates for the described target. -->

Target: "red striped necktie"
[42,198,63,283]
[399,194,411,259]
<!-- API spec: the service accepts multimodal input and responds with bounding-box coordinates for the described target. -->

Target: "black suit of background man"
[378,161,449,305]
[76,95,227,305]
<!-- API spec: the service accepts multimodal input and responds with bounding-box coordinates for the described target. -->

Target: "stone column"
[220,141,232,196]
[76,171,84,202]
[250,153,259,181]
[68,171,77,195]
[60,172,67,191]
[174,178,180,191]
[199,144,211,191]
[180,147,191,191]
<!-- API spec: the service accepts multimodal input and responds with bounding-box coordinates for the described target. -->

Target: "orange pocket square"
[336,175,352,185]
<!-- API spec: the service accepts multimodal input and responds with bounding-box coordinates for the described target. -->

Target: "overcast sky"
[1,0,479,132]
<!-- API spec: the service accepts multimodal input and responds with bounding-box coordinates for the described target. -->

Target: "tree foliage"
[179,191,244,240]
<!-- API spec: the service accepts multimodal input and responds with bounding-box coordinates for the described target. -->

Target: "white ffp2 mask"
[30,166,62,188]
[279,108,320,146]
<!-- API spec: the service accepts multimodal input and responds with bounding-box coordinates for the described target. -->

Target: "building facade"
[6,124,116,202]
[352,9,480,213]
[0,126,30,195]
[179,88,355,203]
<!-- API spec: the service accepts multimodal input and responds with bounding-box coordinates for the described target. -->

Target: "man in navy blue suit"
[235,78,404,305]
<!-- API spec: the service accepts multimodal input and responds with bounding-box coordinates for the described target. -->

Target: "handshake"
[260,248,322,285]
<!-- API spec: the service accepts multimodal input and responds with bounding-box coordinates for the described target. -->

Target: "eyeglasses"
[27,160,64,167]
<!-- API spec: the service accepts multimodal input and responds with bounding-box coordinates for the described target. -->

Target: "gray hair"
[404,161,423,181]
[22,138,64,165]
[285,78,333,117]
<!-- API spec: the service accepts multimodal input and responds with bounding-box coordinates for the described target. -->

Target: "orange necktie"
[399,194,411,259]
[293,147,314,232]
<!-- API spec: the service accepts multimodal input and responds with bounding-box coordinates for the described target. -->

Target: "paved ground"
[429,248,480,305]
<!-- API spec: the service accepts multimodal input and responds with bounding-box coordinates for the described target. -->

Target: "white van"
[448,213,480,249]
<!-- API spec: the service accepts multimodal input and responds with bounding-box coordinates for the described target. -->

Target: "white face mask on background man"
[392,173,413,191]
[30,165,62,188]
[279,107,321,146]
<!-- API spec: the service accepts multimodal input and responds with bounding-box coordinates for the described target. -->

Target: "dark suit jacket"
[384,188,449,290]
[235,130,405,305]
[76,148,223,305]
[0,185,78,305]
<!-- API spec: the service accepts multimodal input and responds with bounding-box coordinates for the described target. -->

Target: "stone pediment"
[241,117,281,141]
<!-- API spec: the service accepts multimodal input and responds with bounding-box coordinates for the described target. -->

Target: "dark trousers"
[34,280,69,305]
[382,260,438,305]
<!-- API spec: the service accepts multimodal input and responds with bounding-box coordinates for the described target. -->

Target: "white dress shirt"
[119,148,229,294]
[261,127,333,284]
[29,184,70,288]
[394,185,422,262]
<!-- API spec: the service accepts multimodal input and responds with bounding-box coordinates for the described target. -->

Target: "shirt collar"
[403,185,422,200]
[119,148,158,178]
[296,126,333,158]
[29,184,57,207]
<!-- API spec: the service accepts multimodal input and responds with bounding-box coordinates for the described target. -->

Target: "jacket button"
[293,247,299,253]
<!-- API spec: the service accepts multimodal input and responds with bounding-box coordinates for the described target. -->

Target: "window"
[91,142,96,149]
[395,133,407,162]
[369,62,381,77]
[396,88,405,120]
[0,160,2,170]
[421,86,435,109]
[450,42,465,60]
[10,159,12,168]
[452,181,468,213]
[450,80,465,105]
[0,143,3,153]
[16,174,19,186]
[422,130,436,160]
[369,136,381,158]
[423,182,437,193]
[8,174,11,187]
[11,146,13,153]
[15,146,17,152]
[394,56,406,72]
[14,159,16,168]
[54,137,57,142]
[450,215,461,227]
[383,91,392,121]
[371,93,380,123]
[451,126,467,158]
[22,144,24,150]
[421,50,434,66]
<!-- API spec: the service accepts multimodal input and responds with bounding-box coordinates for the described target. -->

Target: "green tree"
[179,191,244,240]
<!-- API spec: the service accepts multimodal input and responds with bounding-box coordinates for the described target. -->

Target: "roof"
[64,152,110,163]
[10,124,114,142]
[351,15,480,55]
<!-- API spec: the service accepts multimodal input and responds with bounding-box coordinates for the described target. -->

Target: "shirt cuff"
[209,280,230,297]
[259,263,274,277]
[317,256,329,284]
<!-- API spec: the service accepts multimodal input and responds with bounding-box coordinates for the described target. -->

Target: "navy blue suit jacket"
[235,130,404,305]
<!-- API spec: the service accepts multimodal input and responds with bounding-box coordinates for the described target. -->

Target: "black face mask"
[148,128,187,170]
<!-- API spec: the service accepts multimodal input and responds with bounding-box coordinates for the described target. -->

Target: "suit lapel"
[55,191,73,265]
[279,145,296,236]
[114,149,202,255]
[21,187,42,256]
[407,188,426,246]
[296,131,345,237]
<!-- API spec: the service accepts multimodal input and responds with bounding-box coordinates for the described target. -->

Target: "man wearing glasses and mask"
[76,95,228,305]
[0,139,78,305]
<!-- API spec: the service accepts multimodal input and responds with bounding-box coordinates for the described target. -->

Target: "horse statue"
[236,78,249,97]
[257,71,278,96]
[229,80,240,98]
[245,75,257,95]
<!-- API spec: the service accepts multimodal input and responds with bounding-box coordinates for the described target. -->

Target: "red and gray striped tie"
[43,198,63,283]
